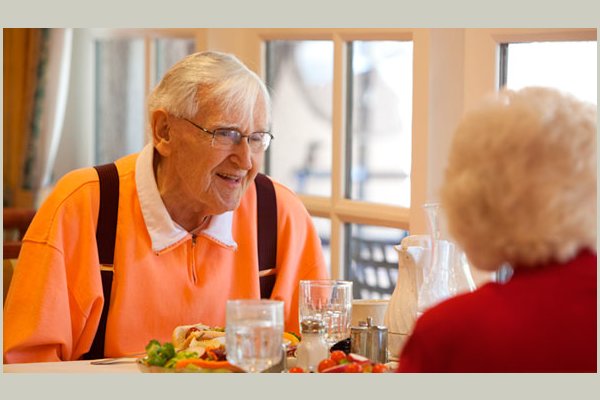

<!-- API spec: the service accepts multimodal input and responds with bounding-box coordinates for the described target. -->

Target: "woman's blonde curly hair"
[441,87,596,271]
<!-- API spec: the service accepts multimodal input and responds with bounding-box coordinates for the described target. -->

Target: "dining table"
[3,358,140,373]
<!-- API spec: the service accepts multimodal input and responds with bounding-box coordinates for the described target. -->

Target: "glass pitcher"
[416,203,476,316]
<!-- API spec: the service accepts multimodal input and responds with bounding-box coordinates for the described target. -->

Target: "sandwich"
[172,323,226,356]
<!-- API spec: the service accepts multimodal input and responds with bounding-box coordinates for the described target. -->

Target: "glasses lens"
[212,129,272,152]
[261,133,273,151]
[212,129,240,148]
[247,133,268,152]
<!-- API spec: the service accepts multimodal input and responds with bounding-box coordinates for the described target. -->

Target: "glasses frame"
[182,117,274,152]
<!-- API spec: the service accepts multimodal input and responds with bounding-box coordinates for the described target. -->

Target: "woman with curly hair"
[398,87,596,372]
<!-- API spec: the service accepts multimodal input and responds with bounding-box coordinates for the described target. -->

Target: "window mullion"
[329,33,347,280]
[331,33,346,208]
[144,36,153,143]
[329,214,344,280]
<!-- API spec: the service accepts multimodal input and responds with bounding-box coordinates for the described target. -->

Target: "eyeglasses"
[182,118,273,153]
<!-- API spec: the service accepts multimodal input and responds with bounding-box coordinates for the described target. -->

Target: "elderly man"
[4,51,328,363]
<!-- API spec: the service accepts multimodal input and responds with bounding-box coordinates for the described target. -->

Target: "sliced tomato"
[345,362,363,373]
[330,350,348,364]
[371,363,388,373]
[317,358,337,372]
[321,363,349,373]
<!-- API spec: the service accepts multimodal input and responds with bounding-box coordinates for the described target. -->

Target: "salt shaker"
[296,319,329,372]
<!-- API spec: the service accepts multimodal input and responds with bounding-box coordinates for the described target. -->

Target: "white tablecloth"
[3,358,140,373]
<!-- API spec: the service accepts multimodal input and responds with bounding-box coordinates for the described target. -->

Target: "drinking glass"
[226,299,284,373]
[299,280,353,348]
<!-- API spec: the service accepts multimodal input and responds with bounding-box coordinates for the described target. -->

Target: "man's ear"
[151,109,172,156]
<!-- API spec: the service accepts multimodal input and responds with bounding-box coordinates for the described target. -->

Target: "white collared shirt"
[134,143,237,253]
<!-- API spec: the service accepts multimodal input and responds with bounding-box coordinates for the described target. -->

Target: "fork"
[90,352,146,365]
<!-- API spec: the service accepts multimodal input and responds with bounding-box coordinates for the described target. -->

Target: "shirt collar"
[135,143,237,253]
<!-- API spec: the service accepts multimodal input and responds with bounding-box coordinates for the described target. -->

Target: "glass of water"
[226,299,284,373]
[299,280,353,348]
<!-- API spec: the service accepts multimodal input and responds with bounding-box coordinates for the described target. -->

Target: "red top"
[398,250,597,372]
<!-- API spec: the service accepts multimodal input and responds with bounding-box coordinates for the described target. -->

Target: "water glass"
[226,299,284,373]
[299,280,353,348]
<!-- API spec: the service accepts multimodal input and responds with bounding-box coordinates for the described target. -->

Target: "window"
[346,223,407,299]
[264,31,415,298]
[499,40,597,103]
[94,32,196,165]
[347,40,413,207]
[266,40,334,197]
[152,37,197,87]
[94,38,146,164]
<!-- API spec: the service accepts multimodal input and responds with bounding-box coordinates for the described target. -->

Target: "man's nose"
[230,138,253,169]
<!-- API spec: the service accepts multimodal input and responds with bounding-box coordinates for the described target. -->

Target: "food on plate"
[173,322,298,353]
[139,339,242,373]
[144,340,177,366]
[317,358,337,372]
[316,352,390,373]
[283,331,300,346]
[139,322,300,373]
[172,323,226,355]
[371,363,389,373]
[330,350,348,364]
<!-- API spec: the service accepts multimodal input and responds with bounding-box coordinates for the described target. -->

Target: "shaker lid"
[359,317,388,332]
[300,319,326,333]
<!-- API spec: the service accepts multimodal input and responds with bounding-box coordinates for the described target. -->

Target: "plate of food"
[287,350,392,373]
[137,323,242,373]
[137,322,300,373]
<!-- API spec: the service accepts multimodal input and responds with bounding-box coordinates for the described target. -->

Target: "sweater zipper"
[190,234,197,284]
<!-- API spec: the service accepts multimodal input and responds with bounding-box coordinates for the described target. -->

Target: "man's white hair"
[147,51,271,125]
[441,87,596,271]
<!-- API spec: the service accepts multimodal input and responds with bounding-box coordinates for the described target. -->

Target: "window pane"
[504,41,597,104]
[347,41,413,207]
[266,41,333,197]
[346,223,408,300]
[95,38,145,164]
[312,216,332,276]
[153,38,196,86]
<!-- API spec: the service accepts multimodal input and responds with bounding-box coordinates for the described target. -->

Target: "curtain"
[3,28,42,208]
[3,28,73,208]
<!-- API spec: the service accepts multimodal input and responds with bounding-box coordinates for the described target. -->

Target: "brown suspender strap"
[255,173,278,299]
[83,163,119,360]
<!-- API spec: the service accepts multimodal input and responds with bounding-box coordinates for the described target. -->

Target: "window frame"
[249,29,424,279]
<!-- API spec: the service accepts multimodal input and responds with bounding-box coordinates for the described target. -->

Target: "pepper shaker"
[350,317,388,363]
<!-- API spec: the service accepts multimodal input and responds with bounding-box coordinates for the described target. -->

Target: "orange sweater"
[3,152,328,363]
